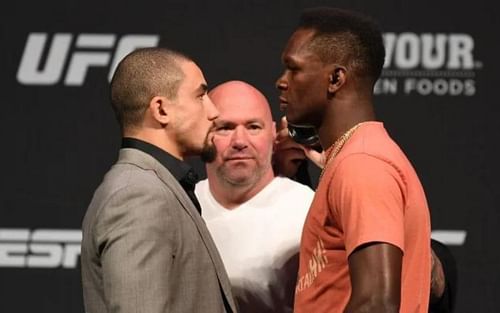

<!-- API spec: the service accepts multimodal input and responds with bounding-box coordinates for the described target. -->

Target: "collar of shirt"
[121,137,201,213]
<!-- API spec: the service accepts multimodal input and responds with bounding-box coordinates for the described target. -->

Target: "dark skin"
[273,123,447,311]
[346,243,402,313]
[277,28,402,313]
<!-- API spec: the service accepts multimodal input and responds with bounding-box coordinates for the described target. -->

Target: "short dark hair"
[298,7,385,83]
[110,47,191,130]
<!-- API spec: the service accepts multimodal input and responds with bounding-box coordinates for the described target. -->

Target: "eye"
[286,62,300,73]
[247,123,263,134]
[215,124,233,135]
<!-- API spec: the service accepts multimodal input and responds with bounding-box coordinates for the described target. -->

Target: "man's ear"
[149,96,171,126]
[327,66,347,94]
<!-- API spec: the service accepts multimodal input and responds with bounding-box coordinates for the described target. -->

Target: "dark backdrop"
[1,0,498,312]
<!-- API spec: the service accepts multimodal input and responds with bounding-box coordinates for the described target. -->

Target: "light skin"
[276,28,402,313]
[124,60,219,160]
[204,77,444,308]
[206,80,276,209]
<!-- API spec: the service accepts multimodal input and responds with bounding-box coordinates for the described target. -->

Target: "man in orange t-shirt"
[276,7,431,313]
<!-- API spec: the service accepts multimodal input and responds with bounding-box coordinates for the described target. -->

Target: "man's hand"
[430,247,446,303]
[273,116,325,178]
[273,116,308,177]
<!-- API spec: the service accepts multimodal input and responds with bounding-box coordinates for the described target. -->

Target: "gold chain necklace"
[319,122,366,181]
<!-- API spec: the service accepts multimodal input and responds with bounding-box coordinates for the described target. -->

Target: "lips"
[226,156,253,161]
[225,154,254,162]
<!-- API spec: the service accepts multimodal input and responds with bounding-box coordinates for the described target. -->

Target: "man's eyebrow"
[246,118,265,124]
[196,83,208,93]
[214,120,236,127]
[215,118,265,125]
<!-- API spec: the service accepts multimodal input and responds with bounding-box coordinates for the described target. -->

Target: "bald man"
[195,81,314,313]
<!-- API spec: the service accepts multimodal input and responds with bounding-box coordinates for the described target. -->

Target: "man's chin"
[220,167,256,183]
[286,114,315,128]
[285,113,301,126]
[224,174,254,186]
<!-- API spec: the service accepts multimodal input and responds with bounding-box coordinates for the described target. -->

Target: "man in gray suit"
[81,47,238,313]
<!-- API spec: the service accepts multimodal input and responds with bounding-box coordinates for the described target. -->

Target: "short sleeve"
[329,153,406,257]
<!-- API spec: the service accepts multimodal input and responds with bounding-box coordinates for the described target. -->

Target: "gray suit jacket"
[81,148,238,313]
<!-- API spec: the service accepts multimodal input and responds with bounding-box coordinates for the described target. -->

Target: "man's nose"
[231,126,248,150]
[275,73,287,91]
[206,96,219,121]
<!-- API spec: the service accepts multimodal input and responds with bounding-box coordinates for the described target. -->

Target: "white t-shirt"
[195,176,314,313]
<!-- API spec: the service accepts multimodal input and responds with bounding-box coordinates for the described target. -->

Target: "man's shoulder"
[90,156,178,210]
[103,161,163,190]
[265,177,315,210]
[83,158,181,232]
[194,178,209,196]
[342,122,408,163]
[272,176,314,194]
[195,178,209,188]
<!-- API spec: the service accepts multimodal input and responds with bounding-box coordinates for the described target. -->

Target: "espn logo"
[17,33,159,86]
[0,228,81,268]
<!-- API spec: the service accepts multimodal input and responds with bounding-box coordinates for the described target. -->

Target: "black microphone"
[287,123,322,152]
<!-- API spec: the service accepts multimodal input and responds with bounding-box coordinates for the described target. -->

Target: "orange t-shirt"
[294,122,431,313]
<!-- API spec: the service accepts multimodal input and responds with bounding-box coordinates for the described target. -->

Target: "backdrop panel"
[1,1,498,312]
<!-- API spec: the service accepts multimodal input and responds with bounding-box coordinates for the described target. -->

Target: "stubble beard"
[217,151,273,188]
[218,164,261,187]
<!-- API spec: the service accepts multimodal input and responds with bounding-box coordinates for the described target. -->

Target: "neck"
[317,90,375,149]
[123,128,184,160]
[207,170,275,209]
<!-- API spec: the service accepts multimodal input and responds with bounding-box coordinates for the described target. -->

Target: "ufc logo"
[16,33,160,86]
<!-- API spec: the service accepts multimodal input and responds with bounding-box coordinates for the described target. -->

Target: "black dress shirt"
[121,137,202,214]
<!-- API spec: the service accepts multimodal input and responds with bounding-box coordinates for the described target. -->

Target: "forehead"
[179,61,206,89]
[281,28,317,61]
[212,88,272,123]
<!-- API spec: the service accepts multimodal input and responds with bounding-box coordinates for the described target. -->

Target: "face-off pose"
[81,47,237,313]
[276,7,432,313]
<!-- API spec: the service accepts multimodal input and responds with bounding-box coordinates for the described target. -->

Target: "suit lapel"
[117,148,237,312]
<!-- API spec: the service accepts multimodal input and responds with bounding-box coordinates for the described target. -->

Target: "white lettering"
[28,244,63,268]
[404,78,476,96]
[421,33,447,69]
[431,230,467,246]
[383,32,476,70]
[108,35,160,81]
[17,33,72,85]
[374,78,398,95]
[0,229,29,267]
[17,33,160,86]
[65,34,116,86]
[0,228,82,268]
[395,33,420,69]
[448,34,474,69]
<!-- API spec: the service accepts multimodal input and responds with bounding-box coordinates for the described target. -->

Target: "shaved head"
[209,80,274,124]
[206,81,276,202]
[110,47,191,130]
